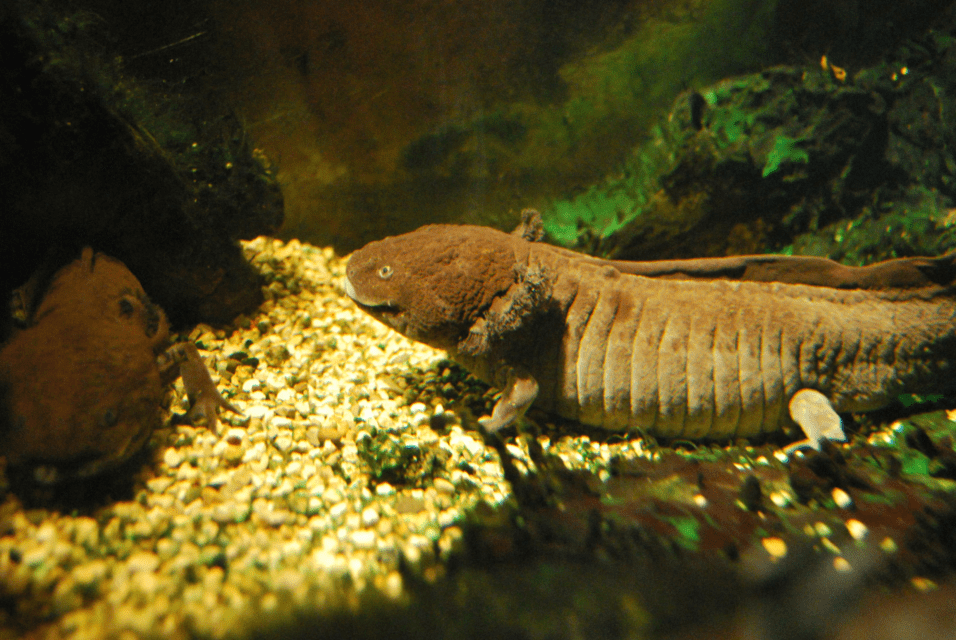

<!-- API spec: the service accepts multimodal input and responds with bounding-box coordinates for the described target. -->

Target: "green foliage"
[762,136,809,177]
[530,0,778,244]
[545,183,640,246]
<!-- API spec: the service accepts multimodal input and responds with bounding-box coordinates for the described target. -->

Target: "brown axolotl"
[0,247,241,483]
[345,210,956,452]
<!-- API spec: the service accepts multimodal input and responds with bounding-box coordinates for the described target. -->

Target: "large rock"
[0,2,283,332]
[551,22,956,264]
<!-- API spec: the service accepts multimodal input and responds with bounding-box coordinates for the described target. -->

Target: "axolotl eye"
[378,265,393,280]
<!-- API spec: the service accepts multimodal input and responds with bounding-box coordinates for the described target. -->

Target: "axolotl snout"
[345,210,956,452]
[0,247,241,483]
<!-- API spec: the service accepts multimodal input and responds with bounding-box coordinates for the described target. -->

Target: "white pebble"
[350,529,377,550]
[361,507,380,528]
[163,448,183,468]
[246,406,271,420]
[375,483,396,496]
[383,572,403,600]
[433,478,455,495]
[242,379,262,393]
[243,441,267,463]
[266,375,287,391]
[328,502,348,520]
[271,416,294,429]
[126,552,160,573]
[846,519,868,540]
[832,487,853,509]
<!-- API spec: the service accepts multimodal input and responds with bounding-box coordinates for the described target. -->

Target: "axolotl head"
[345,224,522,350]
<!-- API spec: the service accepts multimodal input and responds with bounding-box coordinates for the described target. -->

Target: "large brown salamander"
[344,210,956,452]
[0,247,241,483]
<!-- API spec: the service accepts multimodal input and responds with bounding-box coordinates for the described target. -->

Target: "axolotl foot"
[158,341,243,432]
[782,388,847,458]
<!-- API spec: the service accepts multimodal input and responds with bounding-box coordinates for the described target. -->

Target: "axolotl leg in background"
[783,389,846,456]
[158,341,243,431]
[478,371,847,454]
[477,366,539,433]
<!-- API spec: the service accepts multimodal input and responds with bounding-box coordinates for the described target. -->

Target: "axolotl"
[0,247,241,483]
[345,210,956,451]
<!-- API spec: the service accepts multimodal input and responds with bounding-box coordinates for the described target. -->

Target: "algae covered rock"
[549,26,956,264]
[0,2,283,329]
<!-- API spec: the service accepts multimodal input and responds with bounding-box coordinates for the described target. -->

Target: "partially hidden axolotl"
[344,210,956,453]
[0,247,241,483]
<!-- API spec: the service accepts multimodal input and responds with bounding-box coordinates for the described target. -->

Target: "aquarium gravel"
[0,237,634,640]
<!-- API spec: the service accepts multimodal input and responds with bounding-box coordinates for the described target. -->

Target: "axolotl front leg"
[158,342,243,431]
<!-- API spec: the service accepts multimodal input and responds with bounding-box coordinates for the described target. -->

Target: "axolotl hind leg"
[782,388,847,457]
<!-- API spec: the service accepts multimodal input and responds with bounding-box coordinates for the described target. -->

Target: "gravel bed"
[0,237,638,640]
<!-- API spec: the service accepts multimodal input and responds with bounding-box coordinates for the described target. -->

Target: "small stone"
[147,477,174,494]
[831,487,853,509]
[271,416,294,429]
[207,473,229,488]
[72,559,108,589]
[212,503,250,524]
[163,448,183,468]
[261,509,291,527]
[433,478,455,495]
[375,482,395,496]
[273,436,294,453]
[394,495,426,514]
[382,571,403,600]
[833,557,851,572]
[350,529,377,550]
[328,502,348,520]
[72,517,100,549]
[361,507,380,528]
[247,405,271,420]
[845,519,868,541]
[762,537,787,560]
[242,379,262,393]
[223,445,245,465]
[126,552,160,573]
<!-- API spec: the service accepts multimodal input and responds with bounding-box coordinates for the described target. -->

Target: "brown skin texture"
[346,212,956,357]
[345,210,956,439]
[0,248,239,481]
[345,224,523,349]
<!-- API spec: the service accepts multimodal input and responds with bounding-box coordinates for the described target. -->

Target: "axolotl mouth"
[343,275,409,335]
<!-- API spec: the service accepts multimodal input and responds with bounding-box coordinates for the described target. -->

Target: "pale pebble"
[163,448,183,468]
[361,507,380,528]
[350,530,377,550]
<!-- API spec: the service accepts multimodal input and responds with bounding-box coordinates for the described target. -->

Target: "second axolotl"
[345,210,956,452]
[0,247,241,483]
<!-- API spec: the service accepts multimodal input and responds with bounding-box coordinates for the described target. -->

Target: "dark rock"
[585,25,956,264]
[0,2,282,330]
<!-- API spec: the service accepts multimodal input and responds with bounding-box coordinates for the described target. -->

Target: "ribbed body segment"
[463,248,956,438]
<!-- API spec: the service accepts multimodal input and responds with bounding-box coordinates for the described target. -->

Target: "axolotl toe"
[0,247,241,483]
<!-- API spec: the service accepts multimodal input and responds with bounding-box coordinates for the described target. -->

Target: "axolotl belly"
[344,211,956,450]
